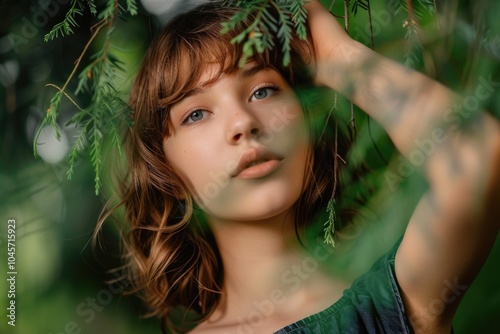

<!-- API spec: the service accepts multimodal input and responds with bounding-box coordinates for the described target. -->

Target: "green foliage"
[346,0,437,68]
[44,0,85,41]
[33,92,63,151]
[221,0,308,67]
[35,0,137,195]
[398,0,437,68]
[397,0,437,20]
[347,0,369,15]
[66,52,129,195]
[126,0,139,16]
[403,17,423,69]
[323,199,336,247]
[87,0,97,15]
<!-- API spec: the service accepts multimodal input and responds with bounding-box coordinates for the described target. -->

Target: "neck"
[209,209,300,299]
[204,209,343,325]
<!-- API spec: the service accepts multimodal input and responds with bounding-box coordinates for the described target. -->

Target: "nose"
[226,106,263,144]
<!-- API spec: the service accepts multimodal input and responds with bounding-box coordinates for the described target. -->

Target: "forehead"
[195,61,271,87]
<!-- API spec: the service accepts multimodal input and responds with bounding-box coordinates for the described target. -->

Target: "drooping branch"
[34,0,136,195]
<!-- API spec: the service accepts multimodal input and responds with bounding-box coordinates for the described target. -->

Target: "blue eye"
[182,109,208,125]
[250,85,279,101]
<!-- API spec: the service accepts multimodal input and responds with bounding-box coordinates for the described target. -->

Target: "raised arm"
[306,0,500,332]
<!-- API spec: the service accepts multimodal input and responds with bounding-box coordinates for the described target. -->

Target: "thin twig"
[406,0,415,18]
[90,0,120,69]
[405,0,417,29]
[46,84,83,111]
[54,18,108,104]
[329,0,336,11]
[349,100,357,136]
[366,0,374,49]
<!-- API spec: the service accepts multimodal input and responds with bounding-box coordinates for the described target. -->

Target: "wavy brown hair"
[99,2,364,333]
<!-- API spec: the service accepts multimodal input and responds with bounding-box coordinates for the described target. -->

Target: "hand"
[304,0,354,86]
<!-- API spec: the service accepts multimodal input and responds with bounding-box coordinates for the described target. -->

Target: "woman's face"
[163,63,310,222]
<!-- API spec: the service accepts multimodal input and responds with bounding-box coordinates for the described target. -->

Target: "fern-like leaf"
[347,0,369,16]
[289,0,307,40]
[98,0,118,20]
[276,7,293,66]
[33,92,63,157]
[90,125,103,195]
[396,0,436,19]
[36,0,131,194]
[222,0,308,67]
[403,19,423,68]
[126,0,138,16]
[66,121,90,180]
[44,1,84,41]
[323,199,336,247]
[87,0,97,15]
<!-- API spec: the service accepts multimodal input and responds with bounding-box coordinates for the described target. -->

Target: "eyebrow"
[181,64,269,99]
[240,63,267,79]
[182,87,205,99]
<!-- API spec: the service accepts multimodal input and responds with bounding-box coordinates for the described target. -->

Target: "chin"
[207,190,301,223]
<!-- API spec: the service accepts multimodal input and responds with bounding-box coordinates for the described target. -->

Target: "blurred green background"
[0,0,499,333]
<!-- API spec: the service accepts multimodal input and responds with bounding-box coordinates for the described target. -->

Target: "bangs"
[157,6,288,108]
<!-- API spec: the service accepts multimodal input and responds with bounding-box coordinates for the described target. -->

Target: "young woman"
[105,0,500,333]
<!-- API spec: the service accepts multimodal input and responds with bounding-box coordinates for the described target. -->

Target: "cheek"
[164,137,226,199]
[262,97,308,142]
[273,103,309,152]
[163,139,201,194]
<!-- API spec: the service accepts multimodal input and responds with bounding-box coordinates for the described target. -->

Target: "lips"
[232,147,284,179]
